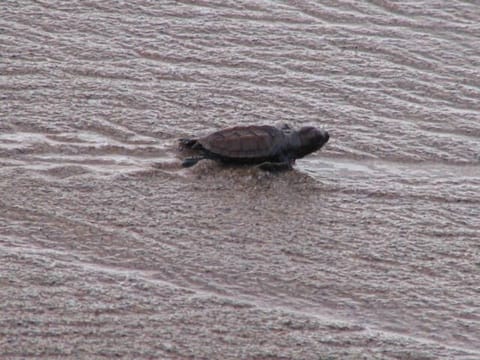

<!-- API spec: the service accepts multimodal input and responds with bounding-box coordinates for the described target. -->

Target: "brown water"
[1,1,480,359]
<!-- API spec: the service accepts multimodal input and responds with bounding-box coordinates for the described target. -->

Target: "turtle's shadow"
[183,160,321,194]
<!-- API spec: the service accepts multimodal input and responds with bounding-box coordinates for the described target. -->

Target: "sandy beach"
[1,1,480,359]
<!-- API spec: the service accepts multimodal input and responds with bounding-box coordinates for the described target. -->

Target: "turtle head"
[293,126,329,158]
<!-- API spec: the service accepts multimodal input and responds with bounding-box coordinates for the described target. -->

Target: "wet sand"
[1,1,480,359]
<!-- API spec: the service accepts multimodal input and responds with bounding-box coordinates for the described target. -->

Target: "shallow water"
[1,1,480,359]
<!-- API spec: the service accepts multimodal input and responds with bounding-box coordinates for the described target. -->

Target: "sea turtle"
[179,124,329,171]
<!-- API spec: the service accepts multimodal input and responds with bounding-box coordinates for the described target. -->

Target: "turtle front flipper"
[182,157,205,168]
[257,161,293,171]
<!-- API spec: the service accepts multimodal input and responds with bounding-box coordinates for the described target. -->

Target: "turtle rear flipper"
[179,138,199,149]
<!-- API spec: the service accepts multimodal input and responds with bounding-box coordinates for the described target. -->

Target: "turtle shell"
[198,125,286,159]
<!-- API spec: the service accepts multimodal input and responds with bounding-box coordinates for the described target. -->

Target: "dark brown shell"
[198,125,285,158]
